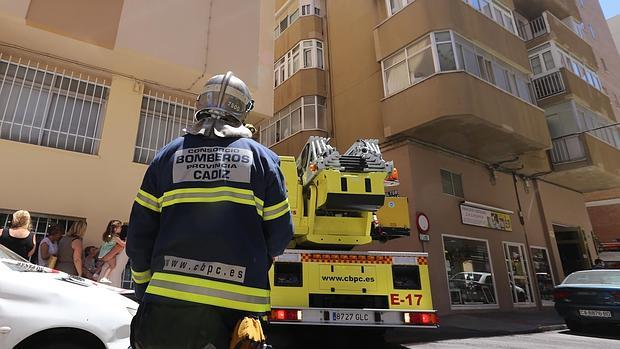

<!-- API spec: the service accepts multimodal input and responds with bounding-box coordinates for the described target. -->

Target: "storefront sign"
[460,204,512,231]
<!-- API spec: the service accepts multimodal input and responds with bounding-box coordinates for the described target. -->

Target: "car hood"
[0,258,136,307]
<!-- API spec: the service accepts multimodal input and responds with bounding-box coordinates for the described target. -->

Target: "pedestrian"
[592,258,606,269]
[38,224,63,267]
[83,246,102,280]
[97,220,125,283]
[56,221,87,277]
[0,210,36,260]
[127,72,294,349]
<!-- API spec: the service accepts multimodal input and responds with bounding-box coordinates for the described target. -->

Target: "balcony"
[381,72,551,164]
[275,15,323,60]
[274,68,327,112]
[532,69,615,120]
[519,12,597,70]
[270,129,328,156]
[513,0,581,22]
[546,133,620,192]
[373,0,529,71]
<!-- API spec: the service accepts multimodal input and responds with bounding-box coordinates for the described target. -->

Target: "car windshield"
[563,270,620,285]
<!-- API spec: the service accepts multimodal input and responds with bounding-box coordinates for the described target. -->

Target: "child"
[97,220,125,284]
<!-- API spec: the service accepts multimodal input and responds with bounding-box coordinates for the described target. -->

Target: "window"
[440,169,464,197]
[386,0,414,16]
[503,242,534,304]
[274,40,324,88]
[0,57,109,155]
[531,247,555,306]
[0,210,82,264]
[258,96,326,147]
[121,261,133,290]
[444,236,497,306]
[382,30,534,103]
[301,4,310,16]
[463,0,516,34]
[530,44,602,91]
[274,1,322,39]
[133,89,195,164]
[529,56,542,75]
[588,24,597,39]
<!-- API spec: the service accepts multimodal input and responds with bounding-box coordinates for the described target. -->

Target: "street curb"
[537,324,567,332]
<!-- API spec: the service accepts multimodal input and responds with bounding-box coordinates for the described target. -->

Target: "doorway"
[503,242,534,305]
[554,225,591,276]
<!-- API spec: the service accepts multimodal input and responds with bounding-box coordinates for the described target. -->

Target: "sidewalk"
[386,307,566,345]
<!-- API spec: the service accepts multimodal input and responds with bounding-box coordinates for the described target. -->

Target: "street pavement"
[265,308,618,348]
[406,329,620,348]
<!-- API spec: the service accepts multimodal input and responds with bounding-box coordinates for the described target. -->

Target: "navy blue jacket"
[126,134,293,312]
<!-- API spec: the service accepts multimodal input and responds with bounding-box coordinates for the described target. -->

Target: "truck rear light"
[553,290,570,301]
[392,265,421,290]
[403,312,438,326]
[274,262,303,287]
[270,309,302,321]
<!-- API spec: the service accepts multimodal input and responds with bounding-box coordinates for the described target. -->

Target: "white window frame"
[0,55,109,155]
[462,0,517,35]
[530,245,556,306]
[258,96,327,147]
[502,241,536,307]
[133,89,196,165]
[381,30,535,104]
[528,42,602,91]
[274,39,324,89]
[385,0,414,17]
[442,234,500,310]
[275,0,323,39]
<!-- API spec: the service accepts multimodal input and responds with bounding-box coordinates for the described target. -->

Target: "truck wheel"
[566,320,583,332]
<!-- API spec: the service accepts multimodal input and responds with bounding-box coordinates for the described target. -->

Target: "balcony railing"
[532,71,565,100]
[550,135,586,164]
[518,16,548,41]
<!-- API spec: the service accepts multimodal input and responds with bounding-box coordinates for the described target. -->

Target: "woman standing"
[38,224,64,267]
[0,210,36,260]
[56,221,87,276]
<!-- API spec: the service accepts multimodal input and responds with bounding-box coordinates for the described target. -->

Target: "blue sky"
[600,0,620,19]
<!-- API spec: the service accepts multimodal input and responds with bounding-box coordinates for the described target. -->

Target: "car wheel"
[28,341,90,349]
[566,320,583,332]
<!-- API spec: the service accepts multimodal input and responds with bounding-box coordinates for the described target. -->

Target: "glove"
[229,316,267,349]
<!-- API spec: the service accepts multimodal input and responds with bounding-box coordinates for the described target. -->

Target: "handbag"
[47,255,58,269]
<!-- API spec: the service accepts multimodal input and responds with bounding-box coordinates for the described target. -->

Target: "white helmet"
[195,71,254,124]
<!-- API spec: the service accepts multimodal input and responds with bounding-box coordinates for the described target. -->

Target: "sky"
[600,0,620,19]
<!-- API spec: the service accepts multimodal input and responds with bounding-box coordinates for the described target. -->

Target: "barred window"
[121,261,133,290]
[259,95,326,147]
[0,54,109,154]
[0,209,82,264]
[133,89,196,164]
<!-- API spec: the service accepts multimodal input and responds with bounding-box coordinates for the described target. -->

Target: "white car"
[0,244,138,349]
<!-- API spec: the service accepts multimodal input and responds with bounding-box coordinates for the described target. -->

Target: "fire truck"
[267,137,437,328]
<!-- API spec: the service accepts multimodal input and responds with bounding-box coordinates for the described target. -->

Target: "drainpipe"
[512,173,543,311]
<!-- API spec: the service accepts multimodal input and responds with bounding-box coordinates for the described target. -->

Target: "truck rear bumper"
[268,307,438,328]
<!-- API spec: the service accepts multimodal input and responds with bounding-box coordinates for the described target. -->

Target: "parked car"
[554,269,620,331]
[0,244,138,349]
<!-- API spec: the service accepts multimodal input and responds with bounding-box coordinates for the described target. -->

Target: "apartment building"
[0,0,274,286]
[262,0,619,314]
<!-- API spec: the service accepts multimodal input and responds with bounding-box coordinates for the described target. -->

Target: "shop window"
[444,235,497,306]
[440,169,464,197]
[531,247,555,306]
[503,242,534,304]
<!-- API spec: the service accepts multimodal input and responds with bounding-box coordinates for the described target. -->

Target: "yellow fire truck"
[267,137,437,328]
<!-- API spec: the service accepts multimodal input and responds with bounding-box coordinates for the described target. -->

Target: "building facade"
[261,0,619,314]
[0,0,275,286]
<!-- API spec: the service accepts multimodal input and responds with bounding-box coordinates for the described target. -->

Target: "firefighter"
[127,72,294,349]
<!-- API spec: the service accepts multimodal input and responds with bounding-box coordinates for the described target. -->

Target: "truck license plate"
[330,310,373,324]
[578,309,612,318]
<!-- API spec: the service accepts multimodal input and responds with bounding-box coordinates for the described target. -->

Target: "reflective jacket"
[127,134,294,313]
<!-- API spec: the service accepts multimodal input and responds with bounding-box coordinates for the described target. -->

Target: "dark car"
[553,269,620,331]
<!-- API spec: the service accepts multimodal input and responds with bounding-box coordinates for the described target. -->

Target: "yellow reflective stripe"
[263,198,290,221]
[131,269,152,284]
[160,187,264,216]
[146,285,270,313]
[135,189,161,213]
[146,272,270,312]
[139,189,159,204]
[135,197,161,213]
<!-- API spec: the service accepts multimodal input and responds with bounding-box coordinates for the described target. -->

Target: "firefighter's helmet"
[195,71,254,124]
